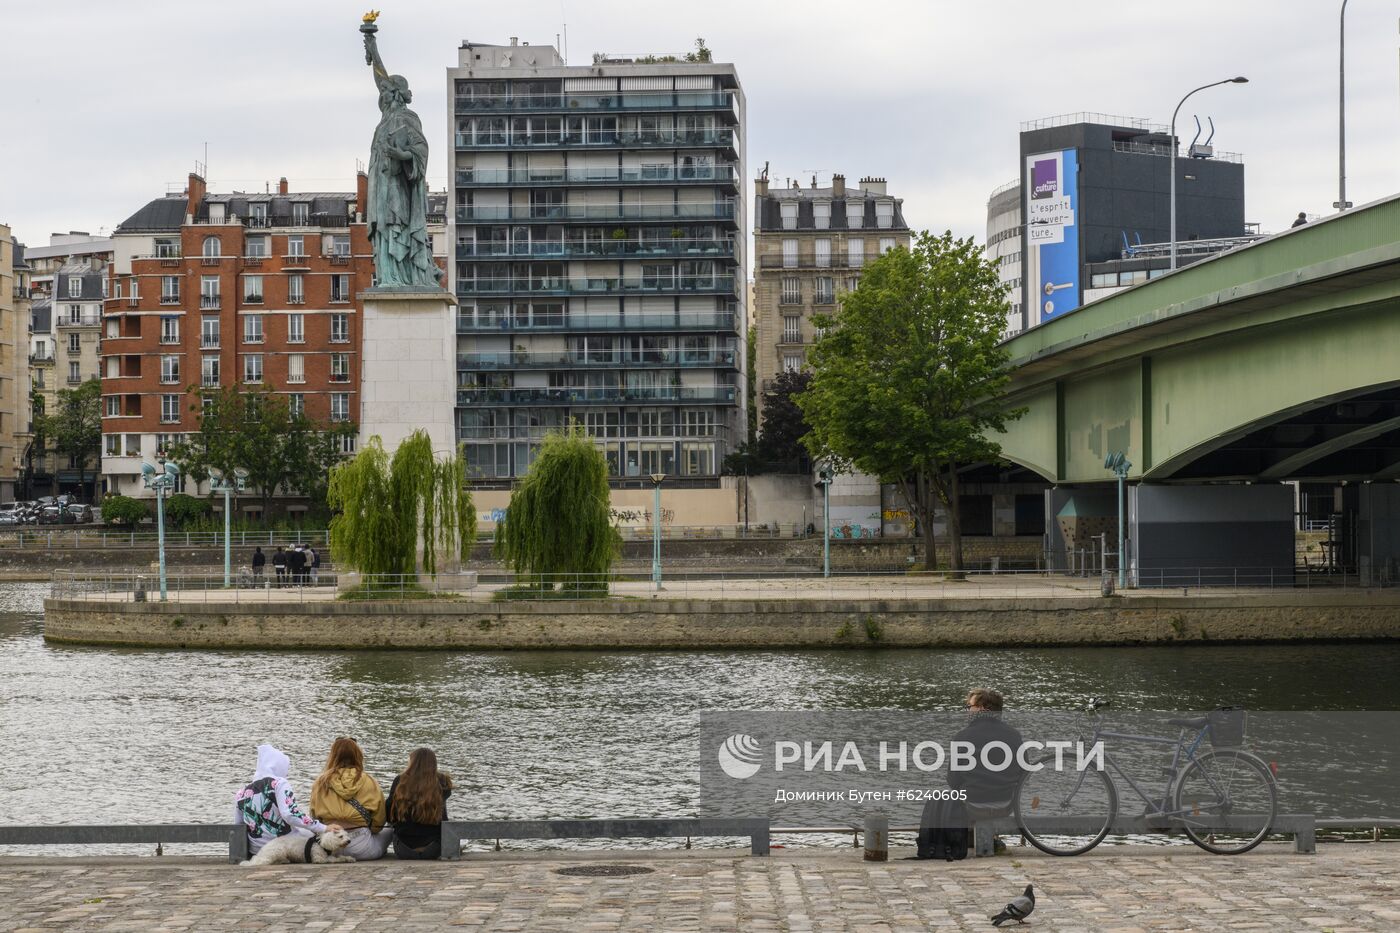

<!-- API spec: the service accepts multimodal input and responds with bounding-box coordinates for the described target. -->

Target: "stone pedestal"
[358,287,457,456]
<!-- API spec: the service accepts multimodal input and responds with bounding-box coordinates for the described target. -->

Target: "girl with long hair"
[385,747,453,860]
[309,737,392,860]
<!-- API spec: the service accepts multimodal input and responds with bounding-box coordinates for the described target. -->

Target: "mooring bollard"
[863,814,888,862]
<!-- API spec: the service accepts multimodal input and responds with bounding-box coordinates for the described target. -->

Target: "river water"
[2,582,1397,850]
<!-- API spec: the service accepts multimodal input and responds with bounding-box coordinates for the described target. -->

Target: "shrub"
[100,495,149,527]
[165,493,212,528]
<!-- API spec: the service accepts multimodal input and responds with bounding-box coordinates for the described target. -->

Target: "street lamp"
[1169,76,1249,271]
[208,467,249,588]
[815,467,834,578]
[650,472,665,590]
[140,455,181,601]
[1337,0,1353,211]
[1104,452,1132,590]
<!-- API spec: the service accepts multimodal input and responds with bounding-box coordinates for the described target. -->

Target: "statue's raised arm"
[360,11,391,94]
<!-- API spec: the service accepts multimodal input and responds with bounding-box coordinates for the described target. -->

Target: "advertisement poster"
[1023,148,1081,324]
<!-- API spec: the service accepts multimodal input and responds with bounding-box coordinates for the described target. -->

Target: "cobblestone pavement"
[0,844,1396,932]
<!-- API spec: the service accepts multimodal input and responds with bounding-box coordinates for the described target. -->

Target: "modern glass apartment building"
[447,39,745,484]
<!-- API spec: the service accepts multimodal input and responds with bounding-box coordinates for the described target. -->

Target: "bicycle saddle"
[1166,716,1208,728]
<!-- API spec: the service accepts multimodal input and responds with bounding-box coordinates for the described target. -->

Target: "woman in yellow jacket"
[310,737,393,860]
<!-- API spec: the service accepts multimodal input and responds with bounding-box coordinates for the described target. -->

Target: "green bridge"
[994,192,1400,583]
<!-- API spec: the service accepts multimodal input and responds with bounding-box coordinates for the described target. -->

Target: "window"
[330,392,350,422]
[783,353,803,372]
[879,237,897,255]
[331,352,350,382]
[155,238,179,258]
[161,275,180,304]
[67,276,82,298]
[287,353,305,384]
[782,316,801,343]
[160,394,180,423]
[287,234,305,257]
[288,273,304,304]
[288,393,305,418]
[67,333,81,353]
[243,354,263,384]
[201,316,220,349]
[814,277,834,304]
[200,275,220,309]
[202,236,221,258]
[815,239,831,268]
[243,275,263,304]
[780,202,797,231]
[291,203,309,226]
[124,434,141,456]
[876,199,894,229]
[246,235,269,258]
[104,396,120,417]
[160,355,180,384]
[330,313,349,343]
[101,277,109,299]
[67,304,81,324]
[243,314,263,344]
[104,435,120,456]
[847,237,865,267]
[680,441,714,476]
[1089,272,1116,288]
[813,201,831,230]
[249,202,267,224]
[68,361,81,384]
[330,274,351,302]
[331,234,351,256]
[780,277,800,304]
[845,200,864,229]
[287,313,304,343]
[782,238,798,268]
[201,355,220,387]
[160,316,179,344]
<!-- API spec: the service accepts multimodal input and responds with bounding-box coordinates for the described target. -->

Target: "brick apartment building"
[100,173,373,510]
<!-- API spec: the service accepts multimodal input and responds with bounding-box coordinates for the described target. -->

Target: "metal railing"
[456,385,737,406]
[455,275,737,297]
[457,166,738,186]
[455,203,737,223]
[455,239,735,260]
[455,129,736,150]
[4,529,328,549]
[458,349,737,369]
[455,311,737,333]
[453,91,735,113]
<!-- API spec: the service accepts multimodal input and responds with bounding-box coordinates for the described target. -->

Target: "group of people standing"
[250,544,322,586]
[234,738,452,861]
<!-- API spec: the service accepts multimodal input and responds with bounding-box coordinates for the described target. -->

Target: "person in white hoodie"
[233,744,327,854]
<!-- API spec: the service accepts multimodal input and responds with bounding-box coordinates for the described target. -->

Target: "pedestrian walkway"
[0,844,1394,931]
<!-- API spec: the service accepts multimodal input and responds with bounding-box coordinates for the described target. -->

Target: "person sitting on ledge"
[950,688,1025,811]
[386,747,454,860]
[310,737,392,860]
[233,744,327,856]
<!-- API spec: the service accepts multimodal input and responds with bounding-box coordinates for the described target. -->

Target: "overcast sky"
[4,0,1398,249]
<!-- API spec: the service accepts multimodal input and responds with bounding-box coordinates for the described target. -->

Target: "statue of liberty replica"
[361,11,442,289]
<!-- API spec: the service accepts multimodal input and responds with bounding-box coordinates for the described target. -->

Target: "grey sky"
[3,0,1397,248]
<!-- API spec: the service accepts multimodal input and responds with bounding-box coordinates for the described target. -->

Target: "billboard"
[1023,148,1080,324]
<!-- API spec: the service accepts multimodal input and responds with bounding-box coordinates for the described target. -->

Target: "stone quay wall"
[42,591,1400,651]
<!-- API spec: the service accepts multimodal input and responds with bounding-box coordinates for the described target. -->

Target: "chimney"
[755,175,769,198]
[509,36,519,46]
[831,174,845,197]
[810,176,818,189]
[860,176,887,195]
[278,177,289,195]
[185,171,207,218]
[355,171,369,219]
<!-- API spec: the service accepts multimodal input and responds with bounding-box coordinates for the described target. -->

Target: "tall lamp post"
[1104,452,1132,590]
[208,467,249,588]
[1169,76,1249,271]
[140,455,181,602]
[650,472,665,590]
[816,467,834,578]
[1337,0,1353,211]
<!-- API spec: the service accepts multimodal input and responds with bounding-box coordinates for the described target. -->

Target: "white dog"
[242,826,356,866]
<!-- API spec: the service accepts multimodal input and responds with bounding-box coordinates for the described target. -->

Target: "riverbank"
[0,843,1393,930]
[42,582,1400,649]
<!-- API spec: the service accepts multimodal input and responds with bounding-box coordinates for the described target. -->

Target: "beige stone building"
[751,173,911,428]
[0,225,26,500]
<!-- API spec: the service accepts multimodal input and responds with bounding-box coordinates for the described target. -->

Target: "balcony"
[455,202,737,225]
[456,238,735,262]
[160,294,181,305]
[200,337,220,349]
[158,335,181,346]
[456,311,736,334]
[454,91,736,115]
[199,296,221,310]
[454,128,736,151]
[758,255,872,270]
[455,274,738,298]
[456,385,738,406]
[57,315,102,328]
[201,377,221,388]
[456,424,729,441]
[455,165,738,188]
[459,349,737,370]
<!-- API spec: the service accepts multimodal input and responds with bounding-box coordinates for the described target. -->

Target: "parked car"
[37,505,76,525]
[0,504,19,527]
[67,504,95,524]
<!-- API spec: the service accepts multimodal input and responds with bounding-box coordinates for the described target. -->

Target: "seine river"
[2,582,1397,850]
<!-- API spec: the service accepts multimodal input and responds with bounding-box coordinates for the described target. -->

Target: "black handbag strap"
[347,796,376,830]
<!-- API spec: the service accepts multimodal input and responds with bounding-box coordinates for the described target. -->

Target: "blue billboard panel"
[1024,148,1080,323]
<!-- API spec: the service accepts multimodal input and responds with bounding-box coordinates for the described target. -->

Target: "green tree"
[745,323,757,446]
[493,425,621,593]
[799,232,1023,571]
[100,494,149,527]
[757,369,813,472]
[39,378,101,498]
[327,431,475,578]
[165,493,211,528]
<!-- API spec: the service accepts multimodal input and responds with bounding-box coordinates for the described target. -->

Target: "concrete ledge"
[40,591,1400,650]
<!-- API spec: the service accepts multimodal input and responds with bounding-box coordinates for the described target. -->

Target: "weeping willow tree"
[493,425,621,593]
[327,431,476,578]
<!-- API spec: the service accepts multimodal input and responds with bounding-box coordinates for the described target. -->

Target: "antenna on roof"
[801,169,826,188]
[561,0,568,63]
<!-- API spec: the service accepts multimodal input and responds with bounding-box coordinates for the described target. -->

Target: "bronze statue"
[360,12,441,289]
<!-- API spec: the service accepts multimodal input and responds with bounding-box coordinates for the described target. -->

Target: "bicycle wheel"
[1172,749,1277,855]
[1016,762,1117,856]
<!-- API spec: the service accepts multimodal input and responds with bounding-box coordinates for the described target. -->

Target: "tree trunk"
[945,464,964,573]
[915,470,938,571]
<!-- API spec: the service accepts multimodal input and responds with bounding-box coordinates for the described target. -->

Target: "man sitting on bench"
[949,688,1025,853]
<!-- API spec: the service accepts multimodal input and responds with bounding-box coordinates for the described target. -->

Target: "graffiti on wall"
[609,507,675,525]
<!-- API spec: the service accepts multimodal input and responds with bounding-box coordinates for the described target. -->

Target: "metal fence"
[0,528,330,549]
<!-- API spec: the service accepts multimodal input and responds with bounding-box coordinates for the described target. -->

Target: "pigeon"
[990,884,1034,926]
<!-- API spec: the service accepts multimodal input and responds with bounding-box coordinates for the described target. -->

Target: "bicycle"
[1015,698,1278,856]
